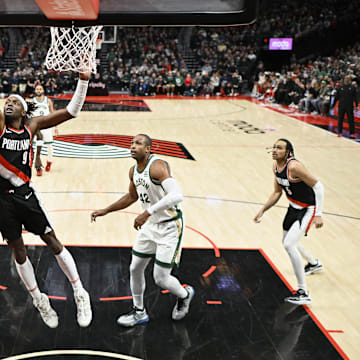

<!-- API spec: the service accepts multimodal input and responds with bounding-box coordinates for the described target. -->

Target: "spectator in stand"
[135,79,147,96]
[183,73,193,95]
[274,77,291,105]
[122,71,131,92]
[303,80,319,113]
[148,73,158,96]
[298,82,312,112]
[166,70,175,96]
[210,72,221,95]
[130,74,138,95]
[288,76,305,107]
[174,71,184,95]
[193,72,203,95]
[18,72,28,96]
[1,71,11,96]
[314,80,329,115]
[229,72,243,96]
[156,75,167,95]
[184,79,197,97]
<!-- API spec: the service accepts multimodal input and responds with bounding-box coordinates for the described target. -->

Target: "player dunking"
[32,83,56,175]
[254,139,324,305]
[0,70,92,328]
[91,134,194,326]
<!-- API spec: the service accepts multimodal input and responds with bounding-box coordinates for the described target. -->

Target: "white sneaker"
[284,289,311,305]
[117,307,149,327]
[74,288,92,327]
[172,285,195,320]
[33,293,59,328]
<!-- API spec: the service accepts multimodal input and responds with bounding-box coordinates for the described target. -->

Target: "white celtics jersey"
[133,155,181,224]
[33,96,50,117]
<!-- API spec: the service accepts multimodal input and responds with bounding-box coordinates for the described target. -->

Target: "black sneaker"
[172,286,195,320]
[304,260,323,275]
[284,289,311,305]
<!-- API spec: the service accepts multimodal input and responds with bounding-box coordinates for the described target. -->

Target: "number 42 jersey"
[275,157,315,209]
[0,125,33,190]
[133,155,181,224]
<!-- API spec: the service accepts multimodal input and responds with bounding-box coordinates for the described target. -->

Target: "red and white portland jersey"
[275,157,315,208]
[0,125,33,190]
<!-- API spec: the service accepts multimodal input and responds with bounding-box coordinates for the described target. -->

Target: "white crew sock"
[15,257,42,302]
[55,247,83,291]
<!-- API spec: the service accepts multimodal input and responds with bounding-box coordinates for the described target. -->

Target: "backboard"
[0,0,258,26]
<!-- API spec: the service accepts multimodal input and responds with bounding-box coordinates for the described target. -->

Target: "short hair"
[277,138,294,158]
[137,134,152,148]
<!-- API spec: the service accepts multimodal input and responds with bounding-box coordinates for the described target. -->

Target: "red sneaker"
[36,169,43,176]
[337,133,342,137]
[350,134,356,139]
[45,162,52,172]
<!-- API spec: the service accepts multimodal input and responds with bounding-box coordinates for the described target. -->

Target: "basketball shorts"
[283,205,315,235]
[0,183,53,242]
[132,216,184,268]
[40,128,54,144]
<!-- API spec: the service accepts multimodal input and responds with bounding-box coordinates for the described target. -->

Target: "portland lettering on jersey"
[1,138,30,151]
[275,158,315,206]
[276,177,290,187]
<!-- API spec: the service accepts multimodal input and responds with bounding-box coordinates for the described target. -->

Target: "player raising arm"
[0,71,93,328]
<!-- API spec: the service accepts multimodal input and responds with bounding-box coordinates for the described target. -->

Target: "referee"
[335,75,358,138]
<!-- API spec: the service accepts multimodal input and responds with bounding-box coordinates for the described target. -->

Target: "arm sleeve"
[66,79,89,117]
[147,177,184,215]
[312,181,324,216]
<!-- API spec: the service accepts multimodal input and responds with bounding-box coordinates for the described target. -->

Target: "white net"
[45,26,103,74]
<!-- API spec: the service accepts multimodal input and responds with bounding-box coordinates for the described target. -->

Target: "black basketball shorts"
[282,205,315,235]
[0,184,53,242]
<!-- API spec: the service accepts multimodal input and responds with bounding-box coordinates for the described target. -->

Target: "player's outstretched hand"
[253,210,264,223]
[79,69,92,81]
[91,209,107,222]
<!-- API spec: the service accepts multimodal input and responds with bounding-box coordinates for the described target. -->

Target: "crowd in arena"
[252,42,360,115]
[0,0,359,113]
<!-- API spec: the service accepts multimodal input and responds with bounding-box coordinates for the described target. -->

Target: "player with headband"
[0,70,92,328]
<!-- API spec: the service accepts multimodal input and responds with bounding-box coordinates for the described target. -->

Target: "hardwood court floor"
[0,98,359,359]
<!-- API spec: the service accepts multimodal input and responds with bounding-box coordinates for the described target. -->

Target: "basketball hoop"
[45,26,103,74]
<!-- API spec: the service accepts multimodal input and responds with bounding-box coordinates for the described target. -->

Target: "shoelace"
[76,293,87,315]
[37,299,55,320]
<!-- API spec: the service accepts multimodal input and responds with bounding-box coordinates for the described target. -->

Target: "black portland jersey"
[0,125,33,190]
[275,158,315,207]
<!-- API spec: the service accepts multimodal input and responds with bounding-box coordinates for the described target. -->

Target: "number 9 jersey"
[0,125,33,190]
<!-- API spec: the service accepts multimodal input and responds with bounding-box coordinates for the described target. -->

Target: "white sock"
[297,243,317,264]
[47,143,53,162]
[153,265,188,299]
[15,257,42,302]
[55,247,83,291]
[130,255,151,310]
[283,226,307,292]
